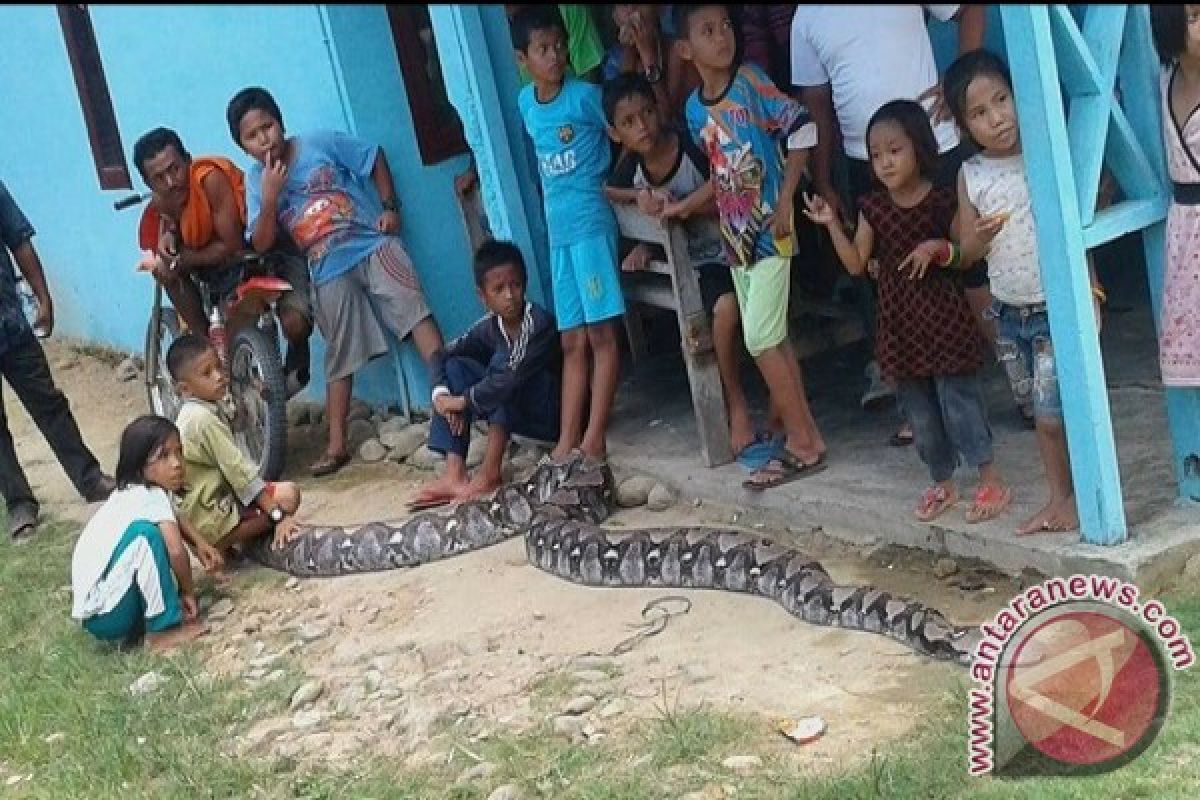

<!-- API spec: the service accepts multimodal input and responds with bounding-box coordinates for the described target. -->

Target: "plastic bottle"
[208,305,227,366]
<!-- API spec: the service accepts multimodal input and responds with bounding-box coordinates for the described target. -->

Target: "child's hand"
[898,239,946,281]
[636,188,668,217]
[767,208,793,241]
[659,199,691,220]
[262,153,288,203]
[181,594,199,621]
[377,210,401,234]
[272,515,300,551]
[434,393,467,417]
[974,210,1010,243]
[801,192,836,227]
[197,542,225,573]
[622,243,652,272]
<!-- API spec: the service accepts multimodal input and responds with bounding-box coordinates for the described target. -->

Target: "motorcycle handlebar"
[113,192,148,211]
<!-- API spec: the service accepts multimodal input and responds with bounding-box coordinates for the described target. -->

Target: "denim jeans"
[896,373,994,483]
[986,300,1062,420]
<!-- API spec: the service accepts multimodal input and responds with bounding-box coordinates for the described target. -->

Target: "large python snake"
[250,453,981,666]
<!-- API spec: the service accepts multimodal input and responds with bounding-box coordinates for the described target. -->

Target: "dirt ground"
[6,339,1016,776]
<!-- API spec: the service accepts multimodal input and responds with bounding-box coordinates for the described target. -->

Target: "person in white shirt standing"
[791,5,991,438]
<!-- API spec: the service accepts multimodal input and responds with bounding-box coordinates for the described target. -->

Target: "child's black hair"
[226,86,284,146]
[473,239,527,288]
[165,333,213,383]
[602,72,657,125]
[866,99,940,182]
[115,415,180,490]
[132,127,191,184]
[673,4,727,40]
[1150,5,1188,66]
[943,48,1014,144]
[510,5,566,53]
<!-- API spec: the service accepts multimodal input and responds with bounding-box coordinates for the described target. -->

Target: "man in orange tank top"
[132,128,313,392]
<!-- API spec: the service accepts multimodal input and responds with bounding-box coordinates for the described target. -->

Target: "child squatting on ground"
[601,72,762,463]
[677,4,826,490]
[409,240,562,511]
[513,6,624,465]
[167,334,303,558]
[945,49,1105,535]
[803,99,1011,524]
[70,416,214,651]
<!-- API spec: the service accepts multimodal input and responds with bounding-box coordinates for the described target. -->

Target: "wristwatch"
[644,62,663,85]
[268,507,285,524]
[381,197,399,213]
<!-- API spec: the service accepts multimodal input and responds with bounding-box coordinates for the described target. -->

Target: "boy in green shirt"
[167,334,302,556]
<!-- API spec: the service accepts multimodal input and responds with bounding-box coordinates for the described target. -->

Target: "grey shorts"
[312,239,433,382]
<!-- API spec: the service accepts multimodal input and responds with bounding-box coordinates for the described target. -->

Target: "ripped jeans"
[986,300,1062,420]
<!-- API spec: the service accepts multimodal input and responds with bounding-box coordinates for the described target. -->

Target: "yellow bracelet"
[1091,285,1107,304]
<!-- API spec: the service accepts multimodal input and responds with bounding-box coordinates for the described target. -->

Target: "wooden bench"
[614,203,733,467]
[614,204,866,469]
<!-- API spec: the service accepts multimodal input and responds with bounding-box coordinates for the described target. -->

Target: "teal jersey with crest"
[518,77,615,247]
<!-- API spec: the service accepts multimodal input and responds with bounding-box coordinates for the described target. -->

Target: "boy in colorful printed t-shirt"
[514,6,623,464]
[678,4,827,490]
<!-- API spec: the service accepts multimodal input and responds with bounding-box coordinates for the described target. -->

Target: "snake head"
[527,451,615,521]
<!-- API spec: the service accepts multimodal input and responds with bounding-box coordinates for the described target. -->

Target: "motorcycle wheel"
[144,307,183,420]
[228,326,288,481]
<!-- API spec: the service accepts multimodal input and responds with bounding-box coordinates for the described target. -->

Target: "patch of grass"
[643,682,756,766]
[526,670,580,706]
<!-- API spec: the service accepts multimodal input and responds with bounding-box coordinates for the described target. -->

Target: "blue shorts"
[987,300,1062,420]
[551,233,625,331]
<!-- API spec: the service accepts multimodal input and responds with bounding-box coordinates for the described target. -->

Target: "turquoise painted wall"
[0,5,486,413]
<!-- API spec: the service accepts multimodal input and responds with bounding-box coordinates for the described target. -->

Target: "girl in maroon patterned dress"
[804,100,1012,523]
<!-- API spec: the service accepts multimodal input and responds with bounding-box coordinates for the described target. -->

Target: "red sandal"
[915,485,957,522]
[965,484,1013,523]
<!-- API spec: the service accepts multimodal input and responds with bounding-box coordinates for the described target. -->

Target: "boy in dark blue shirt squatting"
[408,241,561,510]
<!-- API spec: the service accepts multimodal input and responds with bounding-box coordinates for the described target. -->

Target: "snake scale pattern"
[250,453,981,666]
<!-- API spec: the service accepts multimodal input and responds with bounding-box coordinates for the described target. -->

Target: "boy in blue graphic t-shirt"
[678,4,827,490]
[514,6,623,465]
[228,87,446,478]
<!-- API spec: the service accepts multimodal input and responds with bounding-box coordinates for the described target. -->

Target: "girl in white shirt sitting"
[71,416,219,650]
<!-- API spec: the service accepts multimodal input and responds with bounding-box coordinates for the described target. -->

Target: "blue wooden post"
[429,5,553,307]
[1122,6,1200,505]
[1000,6,1128,543]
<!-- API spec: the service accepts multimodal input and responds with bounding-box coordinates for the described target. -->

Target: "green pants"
[82,521,182,642]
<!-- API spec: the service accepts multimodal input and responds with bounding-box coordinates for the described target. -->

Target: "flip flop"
[7,504,39,543]
[736,431,784,471]
[405,496,453,512]
[965,484,1013,524]
[742,450,827,491]
[310,451,351,477]
[914,485,957,522]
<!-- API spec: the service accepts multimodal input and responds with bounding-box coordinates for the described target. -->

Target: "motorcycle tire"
[144,307,183,420]
[228,325,288,481]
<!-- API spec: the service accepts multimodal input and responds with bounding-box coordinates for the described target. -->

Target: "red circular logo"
[1003,610,1165,768]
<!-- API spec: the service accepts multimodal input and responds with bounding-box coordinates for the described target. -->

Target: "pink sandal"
[915,485,957,522]
[965,484,1013,523]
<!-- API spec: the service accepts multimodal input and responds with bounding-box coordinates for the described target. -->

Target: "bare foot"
[1017,496,1078,535]
[730,419,757,455]
[409,474,469,510]
[455,473,502,503]
[146,619,208,652]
